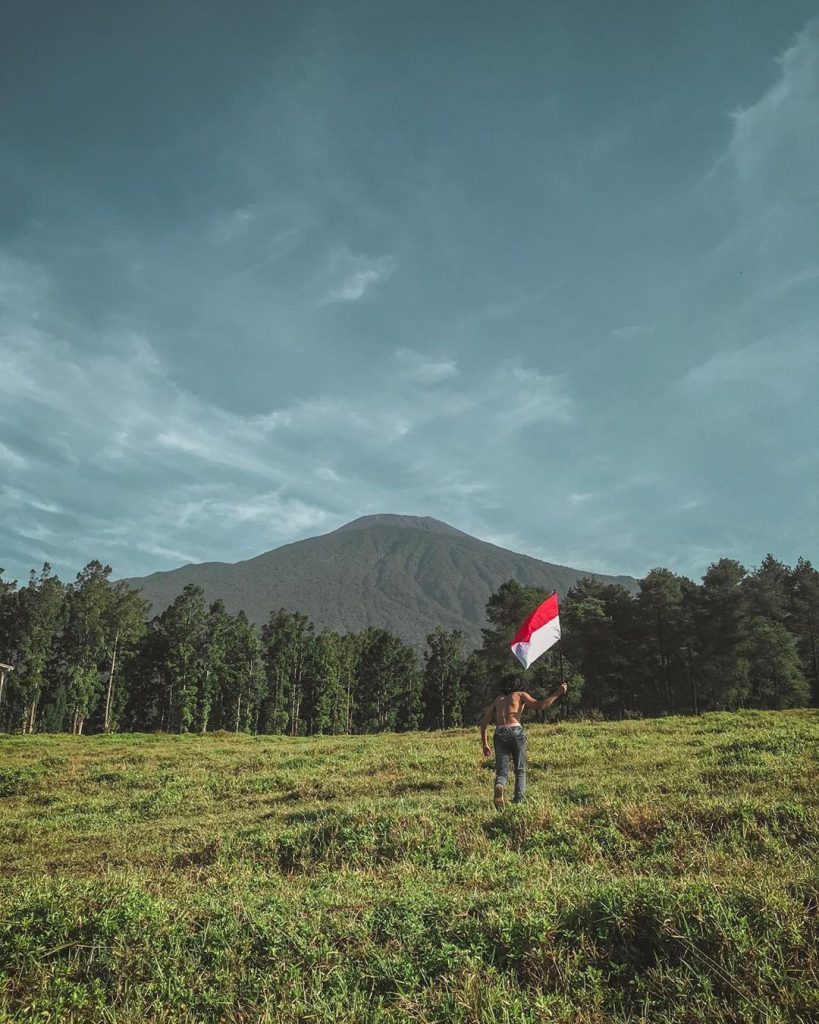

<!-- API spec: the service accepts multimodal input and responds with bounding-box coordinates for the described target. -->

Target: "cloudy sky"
[1,1,817,585]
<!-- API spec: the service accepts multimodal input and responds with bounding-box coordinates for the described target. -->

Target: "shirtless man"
[480,675,568,808]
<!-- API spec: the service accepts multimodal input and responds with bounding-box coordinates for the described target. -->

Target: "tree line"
[0,553,817,735]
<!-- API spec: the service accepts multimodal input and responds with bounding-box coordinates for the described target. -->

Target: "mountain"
[122,514,637,651]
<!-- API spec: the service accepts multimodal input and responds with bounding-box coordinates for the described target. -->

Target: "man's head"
[502,671,526,694]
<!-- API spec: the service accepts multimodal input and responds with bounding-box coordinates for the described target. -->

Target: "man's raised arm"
[479,702,495,757]
[523,683,568,713]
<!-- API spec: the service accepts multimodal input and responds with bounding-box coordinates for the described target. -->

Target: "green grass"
[1,710,818,1023]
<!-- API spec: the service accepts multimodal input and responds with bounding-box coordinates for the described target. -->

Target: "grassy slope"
[1,710,818,1024]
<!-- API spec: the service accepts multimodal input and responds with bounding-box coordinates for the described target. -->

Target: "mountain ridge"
[123,514,637,651]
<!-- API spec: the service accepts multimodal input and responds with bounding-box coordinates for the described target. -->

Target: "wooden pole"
[552,592,565,689]
[0,663,13,712]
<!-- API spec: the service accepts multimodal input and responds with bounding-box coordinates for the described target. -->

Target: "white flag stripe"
[510,616,561,669]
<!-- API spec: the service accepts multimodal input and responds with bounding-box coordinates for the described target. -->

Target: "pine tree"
[0,570,20,726]
[12,566,66,733]
[637,569,691,715]
[159,585,208,733]
[689,560,751,710]
[741,617,810,708]
[788,559,819,703]
[61,561,117,734]
[260,609,314,735]
[355,628,420,732]
[422,627,465,729]
[200,600,231,732]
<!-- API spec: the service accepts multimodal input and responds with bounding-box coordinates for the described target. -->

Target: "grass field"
[1,710,818,1023]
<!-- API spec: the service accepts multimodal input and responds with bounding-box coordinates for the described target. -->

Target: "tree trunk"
[200,668,210,733]
[104,634,119,733]
[686,645,699,715]
[808,621,819,699]
[235,693,242,733]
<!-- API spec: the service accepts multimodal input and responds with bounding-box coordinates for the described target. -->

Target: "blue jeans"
[493,726,527,803]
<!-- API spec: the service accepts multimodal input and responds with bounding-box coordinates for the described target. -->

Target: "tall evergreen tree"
[788,558,819,704]
[260,609,314,735]
[743,555,791,624]
[637,569,692,715]
[562,579,620,715]
[100,582,147,733]
[0,570,19,724]
[228,610,264,733]
[158,584,208,732]
[122,619,168,731]
[309,630,359,735]
[689,560,752,709]
[199,600,232,732]
[355,627,420,732]
[422,627,465,729]
[12,566,66,733]
[61,561,119,734]
[741,617,809,708]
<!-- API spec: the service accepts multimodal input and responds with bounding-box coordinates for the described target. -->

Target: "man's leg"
[492,732,511,808]
[511,731,527,803]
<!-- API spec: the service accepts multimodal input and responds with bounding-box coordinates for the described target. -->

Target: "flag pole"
[554,590,565,690]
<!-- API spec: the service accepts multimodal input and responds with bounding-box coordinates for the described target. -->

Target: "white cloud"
[188,491,332,530]
[0,486,61,514]
[728,22,819,207]
[758,265,819,303]
[612,323,656,341]
[135,543,200,566]
[328,268,381,301]
[681,324,818,397]
[0,443,26,469]
[394,348,458,385]
[489,363,574,431]
[0,248,584,580]
[13,523,56,543]
[321,253,394,303]
[210,206,256,245]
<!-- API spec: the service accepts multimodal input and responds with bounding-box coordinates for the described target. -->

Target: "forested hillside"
[121,514,638,651]
[0,549,816,734]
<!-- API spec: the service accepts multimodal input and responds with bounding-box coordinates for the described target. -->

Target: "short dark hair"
[502,671,526,694]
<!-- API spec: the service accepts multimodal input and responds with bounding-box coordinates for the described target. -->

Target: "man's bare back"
[491,690,538,727]
[479,681,568,807]
[480,682,568,755]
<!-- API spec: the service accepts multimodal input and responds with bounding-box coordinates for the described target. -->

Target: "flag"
[510,593,561,669]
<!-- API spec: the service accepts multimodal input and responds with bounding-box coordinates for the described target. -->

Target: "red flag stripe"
[511,593,559,645]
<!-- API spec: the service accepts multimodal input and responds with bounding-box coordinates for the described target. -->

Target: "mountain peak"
[124,514,637,652]
[334,514,468,537]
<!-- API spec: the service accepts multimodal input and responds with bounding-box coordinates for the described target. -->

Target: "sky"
[1,0,818,585]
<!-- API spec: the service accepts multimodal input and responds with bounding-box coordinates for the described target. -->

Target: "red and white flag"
[510,593,561,669]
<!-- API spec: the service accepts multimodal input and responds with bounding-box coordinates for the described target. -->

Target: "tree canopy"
[0,551,816,734]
